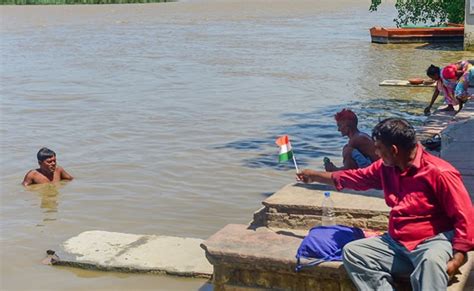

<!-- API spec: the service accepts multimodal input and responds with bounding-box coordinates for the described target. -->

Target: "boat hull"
[370,26,464,44]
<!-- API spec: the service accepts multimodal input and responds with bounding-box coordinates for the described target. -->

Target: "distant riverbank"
[1,0,170,4]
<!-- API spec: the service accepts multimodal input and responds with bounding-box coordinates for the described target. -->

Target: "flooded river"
[1,0,472,289]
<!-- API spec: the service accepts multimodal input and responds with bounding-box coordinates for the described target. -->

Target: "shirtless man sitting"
[324,109,378,172]
[22,147,73,186]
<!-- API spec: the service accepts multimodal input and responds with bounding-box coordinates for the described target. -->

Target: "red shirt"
[332,145,473,252]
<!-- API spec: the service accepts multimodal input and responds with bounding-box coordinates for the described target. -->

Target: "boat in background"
[370,23,464,44]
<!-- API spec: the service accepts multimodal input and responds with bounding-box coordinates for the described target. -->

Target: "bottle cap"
[324,191,330,197]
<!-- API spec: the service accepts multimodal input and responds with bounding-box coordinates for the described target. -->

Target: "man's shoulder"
[350,132,372,144]
[348,134,374,153]
[23,169,41,185]
[25,169,40,177]
[422,150,460,174]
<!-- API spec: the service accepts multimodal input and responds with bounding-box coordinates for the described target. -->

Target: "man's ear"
[391,144,399,156]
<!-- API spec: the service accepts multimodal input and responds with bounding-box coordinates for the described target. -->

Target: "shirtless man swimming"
[22,147,73,186]
[324,109,378,172]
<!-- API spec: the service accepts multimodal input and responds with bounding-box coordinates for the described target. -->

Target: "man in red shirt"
[297,118,473,290]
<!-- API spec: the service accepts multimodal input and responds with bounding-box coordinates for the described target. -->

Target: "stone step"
[201,224,354,291]
[201,224,473,291]
[252,183,389,231]
[49,230,213,278]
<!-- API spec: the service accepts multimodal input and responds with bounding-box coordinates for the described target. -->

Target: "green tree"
[370,0,465,27]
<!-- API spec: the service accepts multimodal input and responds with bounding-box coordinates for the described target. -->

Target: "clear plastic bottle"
[321,191,336,226]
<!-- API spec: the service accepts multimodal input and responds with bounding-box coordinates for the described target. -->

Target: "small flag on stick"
[275,135,300,173]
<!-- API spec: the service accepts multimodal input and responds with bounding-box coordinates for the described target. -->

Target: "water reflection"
[25,183,62,224]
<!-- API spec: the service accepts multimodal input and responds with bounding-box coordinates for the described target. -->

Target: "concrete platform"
[201,224,473,291]
[201,224,355,291]
[51,230,212,278]
[416,107,458,144]
[253,183,389,231]
[440,100,474,199]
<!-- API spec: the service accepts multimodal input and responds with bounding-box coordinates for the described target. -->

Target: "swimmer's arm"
[22,170,35,186]
[59,167,74,181]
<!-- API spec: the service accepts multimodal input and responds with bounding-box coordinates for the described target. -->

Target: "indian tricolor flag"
[275,135,293,163]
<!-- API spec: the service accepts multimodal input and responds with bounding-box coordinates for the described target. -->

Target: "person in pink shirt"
[424,64,460,115]
[296,118,473,290]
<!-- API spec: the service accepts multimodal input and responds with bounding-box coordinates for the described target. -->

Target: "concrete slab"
[202,224,302,265]
[440,104,474,199]
[442,120,474,144]
[379,80,435,87]
[202,224,473,291]
[416,111,456,142]
[264,183,387,212]
[201,224,355,291]
[256,183,389,231]
[52,230,212,278]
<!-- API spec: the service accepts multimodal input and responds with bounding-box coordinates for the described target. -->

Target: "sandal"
[421,134,441,151]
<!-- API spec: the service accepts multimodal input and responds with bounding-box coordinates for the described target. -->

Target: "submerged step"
[49,230,212,278]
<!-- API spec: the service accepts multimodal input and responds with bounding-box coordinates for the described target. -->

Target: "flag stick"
[292,154,300,174]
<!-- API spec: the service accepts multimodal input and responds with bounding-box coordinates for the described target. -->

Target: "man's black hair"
[372,118,417,151]
[37,147,56,162]
[426,64,440,78]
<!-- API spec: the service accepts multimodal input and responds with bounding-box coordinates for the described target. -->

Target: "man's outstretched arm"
[296,169,335,186]
[299,161,383,192]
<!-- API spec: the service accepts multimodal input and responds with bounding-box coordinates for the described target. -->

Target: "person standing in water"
[22,147,73,186]
[324,109,378,172]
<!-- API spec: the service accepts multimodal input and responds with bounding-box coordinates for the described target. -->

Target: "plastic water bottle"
[321,191,336,226]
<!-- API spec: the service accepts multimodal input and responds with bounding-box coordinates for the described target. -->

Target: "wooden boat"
[370,24,464,44]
